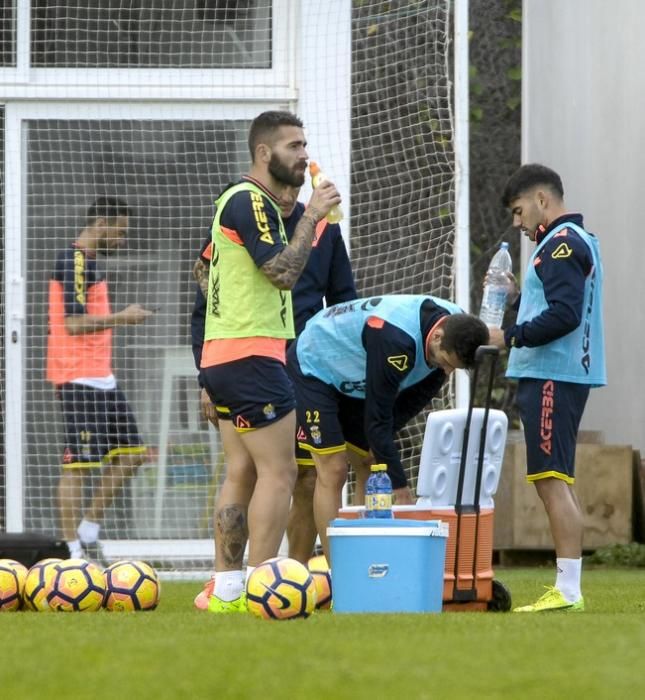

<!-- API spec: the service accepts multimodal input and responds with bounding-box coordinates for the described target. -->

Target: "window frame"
[3,99,288,532]
[0,0,296,102]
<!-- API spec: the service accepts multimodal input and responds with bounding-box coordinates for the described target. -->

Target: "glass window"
[1,0,15,67]
[31,0,272,68]
[23,118,250,534]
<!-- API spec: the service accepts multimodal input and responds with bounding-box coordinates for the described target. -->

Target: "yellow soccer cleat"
[207,592,247,614]
[513,586,584,613]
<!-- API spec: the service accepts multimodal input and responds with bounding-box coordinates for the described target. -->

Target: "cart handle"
[475,344,500,363]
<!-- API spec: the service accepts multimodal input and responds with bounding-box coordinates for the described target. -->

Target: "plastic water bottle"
[309,161,343,224]
[365,464,393,518]
[479,242,513,328]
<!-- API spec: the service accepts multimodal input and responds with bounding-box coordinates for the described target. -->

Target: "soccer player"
[47,197,153,562]
[191,183,357,608]
[287,295,490,559]
[488,163,606,612]
[198,110,341,613]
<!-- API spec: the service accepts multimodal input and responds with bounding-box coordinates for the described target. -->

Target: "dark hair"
[86,196,131,224]
[440,314,490,369]
[501,163,564,208]
[248,110,304,160]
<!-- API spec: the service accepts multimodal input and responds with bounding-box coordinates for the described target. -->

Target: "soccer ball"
[103,560,160,611]
[23,558,62,611]
[0,559,28,611]
[246,557,317,620]
[47,559,106,612]
[308,554,332,610]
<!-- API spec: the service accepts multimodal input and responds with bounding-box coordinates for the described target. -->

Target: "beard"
[268,153,305,187]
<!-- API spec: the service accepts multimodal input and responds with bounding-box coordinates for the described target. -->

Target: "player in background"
[287,295,489,559]
[488,163,606,612]
[198,110,341,613]
[191,183,357,608]
[47,197,153,562]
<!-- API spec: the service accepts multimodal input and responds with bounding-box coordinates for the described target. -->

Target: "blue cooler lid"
[328,518,448,537]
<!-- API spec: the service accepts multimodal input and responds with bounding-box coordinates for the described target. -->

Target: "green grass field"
[3,568,645,699]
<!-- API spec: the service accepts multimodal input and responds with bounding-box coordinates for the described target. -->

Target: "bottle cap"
[309,161,320,177]
[371,463,387,471]
[500,241,509,249]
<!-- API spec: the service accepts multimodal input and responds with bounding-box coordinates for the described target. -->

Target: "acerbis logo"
[540,380,554,456]
[279,290,288,327]
[387,354,409,372]
[580,268,596,374]
[235,415,251,429]
[73,250,86,305]
[551,243,573,259]
[360,297,382,310]
[250,191,274,244]
[339,380,366,394]
[209,246,221,317]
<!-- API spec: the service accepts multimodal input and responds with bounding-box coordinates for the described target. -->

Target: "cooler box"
[338,505,495,609]
[327,518,448,613]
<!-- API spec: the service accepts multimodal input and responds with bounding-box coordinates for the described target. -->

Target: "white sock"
[245,566,256,586]
[213,570,244,602]
[555,557,582,602]
[77,518,101,544]
[67,539,84,559]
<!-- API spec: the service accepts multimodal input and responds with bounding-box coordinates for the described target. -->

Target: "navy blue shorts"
[201,356,296,432]
[295,439,317,467]
[56,384,145,469]
[287,348,369,458]
[516,378,590,483]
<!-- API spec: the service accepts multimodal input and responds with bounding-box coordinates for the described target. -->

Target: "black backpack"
[0,532,70,568]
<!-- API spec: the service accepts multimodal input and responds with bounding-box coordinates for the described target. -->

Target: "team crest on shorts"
[263,403,276,420]
[309,425,322,445]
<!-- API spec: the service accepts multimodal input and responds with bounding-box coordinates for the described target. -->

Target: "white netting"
[24,119,251,548]
[1,0,456,568]
[350,1,455,490]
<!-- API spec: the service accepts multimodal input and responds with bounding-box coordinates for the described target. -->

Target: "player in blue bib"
[489,164,606,613]
[287,295,489,560]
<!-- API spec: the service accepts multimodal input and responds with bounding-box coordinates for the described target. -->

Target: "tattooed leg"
[214,420,256,572]
[215,504,248,569]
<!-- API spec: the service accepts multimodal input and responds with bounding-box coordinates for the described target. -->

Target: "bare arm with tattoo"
[260,179,341,290]
[193,257,209,297]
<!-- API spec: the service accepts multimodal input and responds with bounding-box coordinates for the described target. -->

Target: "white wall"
[523,0,645,453]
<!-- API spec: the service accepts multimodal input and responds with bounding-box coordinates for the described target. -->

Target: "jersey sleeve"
[190,285,207,381]
[505,230,593,348]
[362,317,418,489]
[220,190,285,268]
[392,370,446,432]
[56,250,89,317]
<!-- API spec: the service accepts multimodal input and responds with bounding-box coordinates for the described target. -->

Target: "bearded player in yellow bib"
[200,111,341,613]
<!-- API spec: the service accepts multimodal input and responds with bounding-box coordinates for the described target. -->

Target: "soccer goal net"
[1,0,460,572]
